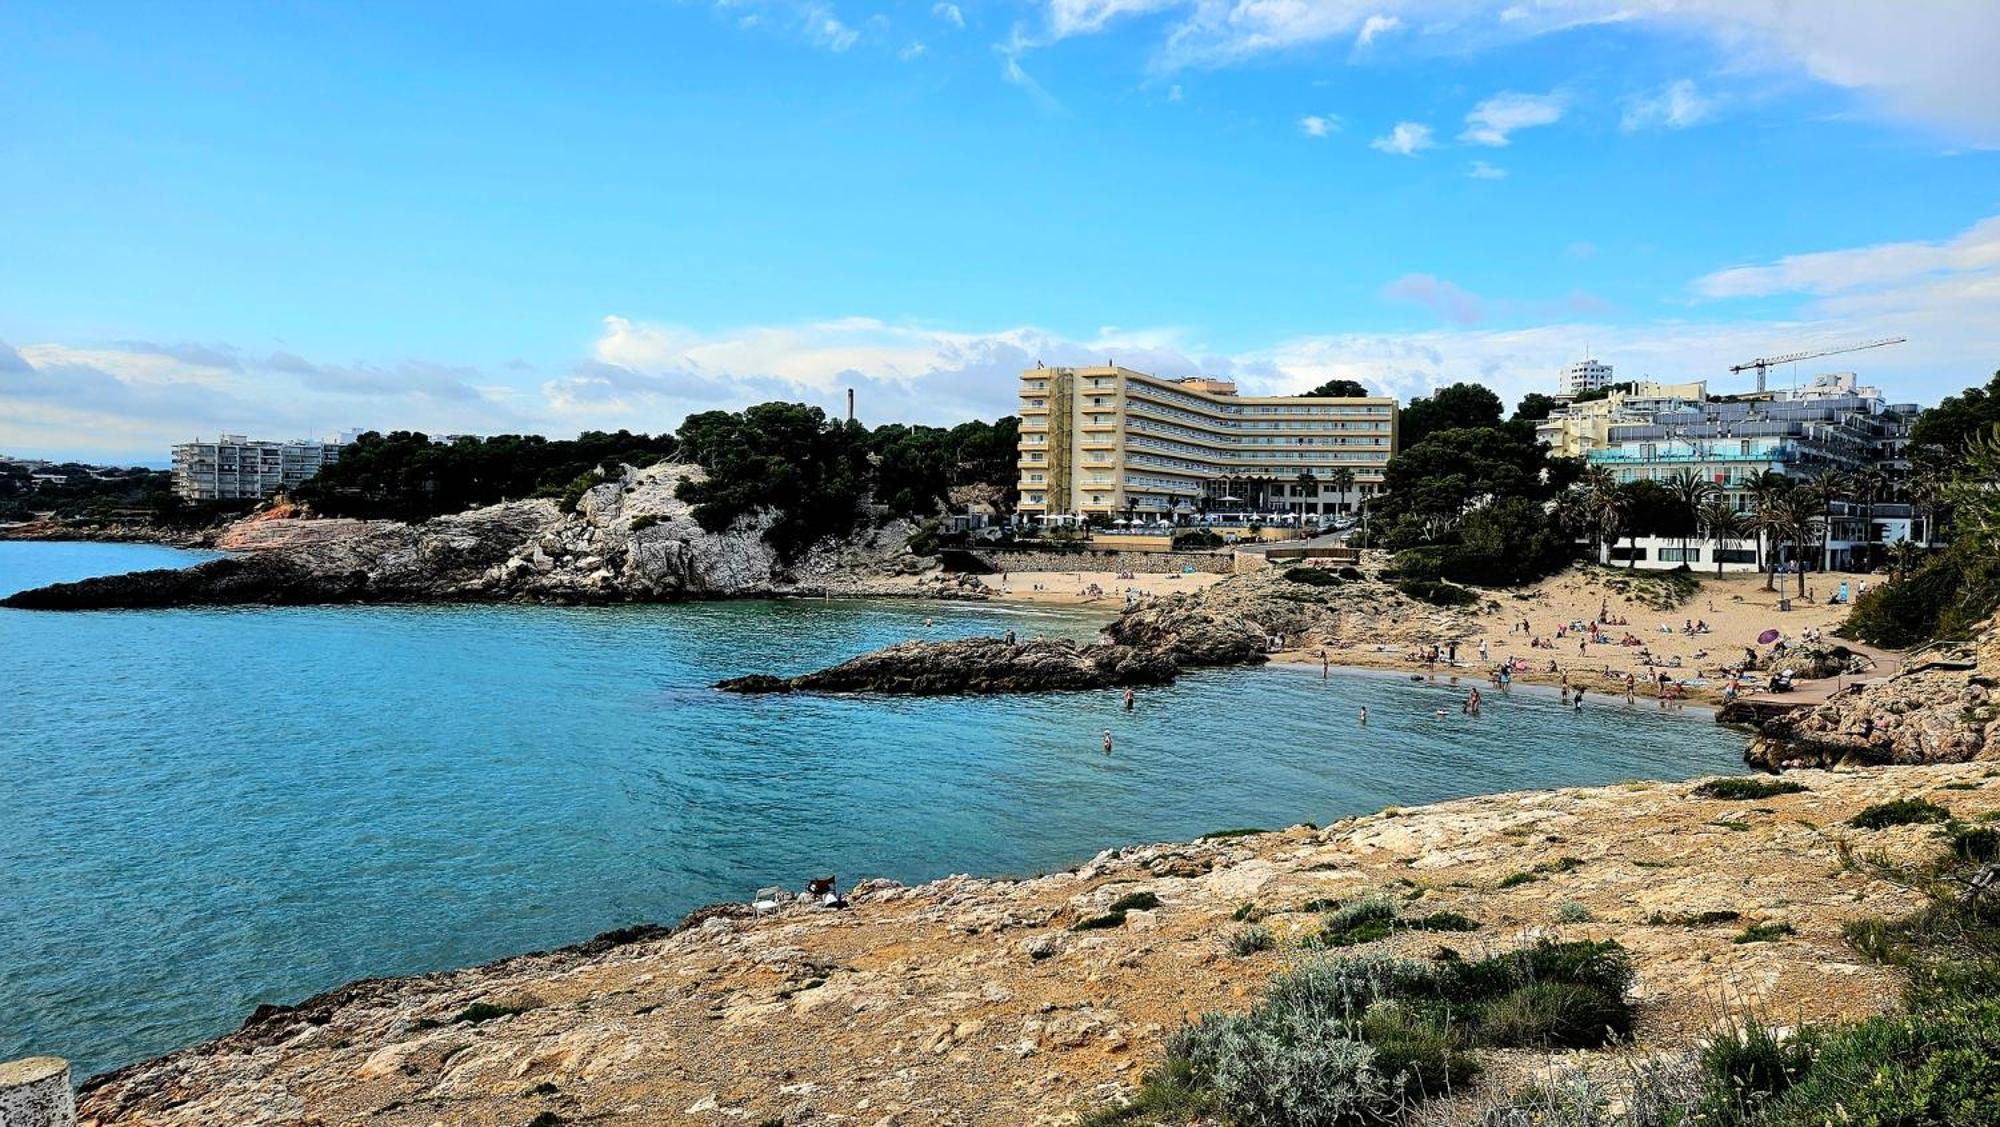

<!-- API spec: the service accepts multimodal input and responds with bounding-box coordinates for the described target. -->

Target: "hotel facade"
[1016,366,1398,523]
[171,435,345,502]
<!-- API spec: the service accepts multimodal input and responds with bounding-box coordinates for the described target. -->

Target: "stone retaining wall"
[965,548,1234,575]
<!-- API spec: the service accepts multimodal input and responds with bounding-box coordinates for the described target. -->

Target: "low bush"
[1475,981,1628,1050]
[1693,1017,1817,1124]
[1108,890,1161,913]
[1556,900,1594,924]
[1944,821,2000,863]
[1497,871,1538,889]
[1283,566,1342,587]
[1691,777,1809,801]
[1648,909,1741,927]
[453,1001,531,1025]
[1733,921,1796,944]
[1198,827,1268,841]
[1228,926,1276,957]
[1850,798,1951,830]
[1395,578,1480,607]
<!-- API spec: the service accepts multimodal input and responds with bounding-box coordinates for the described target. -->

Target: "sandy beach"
[940,563,1894,705]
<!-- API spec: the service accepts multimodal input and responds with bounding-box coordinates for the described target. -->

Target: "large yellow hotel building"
[1016,366,1398,523]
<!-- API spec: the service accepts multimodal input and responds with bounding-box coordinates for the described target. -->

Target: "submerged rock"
[718,636,1177,695]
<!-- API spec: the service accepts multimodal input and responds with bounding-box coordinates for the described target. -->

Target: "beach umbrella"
[1757,628,1781,644]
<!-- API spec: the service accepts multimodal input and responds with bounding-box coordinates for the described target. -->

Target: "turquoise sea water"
[0,541,1747,1079]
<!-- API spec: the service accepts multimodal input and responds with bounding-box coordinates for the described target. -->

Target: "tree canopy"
[1296,378,1371,398]
[1398,382,1504,448]
[1370,422,1582,586]
[294,430,682,522]
[1909,370,2000,473]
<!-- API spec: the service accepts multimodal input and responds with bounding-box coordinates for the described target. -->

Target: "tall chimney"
[846,388,855,423]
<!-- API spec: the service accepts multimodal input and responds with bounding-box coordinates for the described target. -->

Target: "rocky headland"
[0,463,941,610]
[712,566,1479,694]
[74,763,1996,1127]
[1746,618,2000,770]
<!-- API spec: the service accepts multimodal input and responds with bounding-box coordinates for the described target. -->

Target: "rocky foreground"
[77,764,1996,1127]
[0,463,940,609]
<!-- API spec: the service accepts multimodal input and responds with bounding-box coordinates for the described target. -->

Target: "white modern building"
[171,435,345,502]
[1558,357,1614,399]
[1539,372,1921,572]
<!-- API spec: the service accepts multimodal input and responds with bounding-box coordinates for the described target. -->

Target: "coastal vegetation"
[284,405,1021,560]
[0,461,245,526]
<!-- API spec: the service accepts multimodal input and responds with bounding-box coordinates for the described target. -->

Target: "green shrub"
[1283,566,1342,587]
[1691,777,1809,801]
[1944,821,2000,863]
[1107,890,1161,913]
[628,512,662,533]
[1536,856,1585,874]
[1693,1017,1817,1124]
[1072,912,1128,931]
[526,1114,564,1127]
[1649,909,1741,928]
[1198,827,1268,840]
[1556,900,1594,924]
[1077,1057,1217,1125]
[1395,577,1479,607]
[1404,911,1480,933]
[1474,981,1628,1050]
[1752,996,2000,1127]
[1850,798,1951,830]
[1232,901,1262,922]
[1497,871,1538,889]
[1228,926,1276,957]
[1733,921,1796,944]
[453,1001,531,1025]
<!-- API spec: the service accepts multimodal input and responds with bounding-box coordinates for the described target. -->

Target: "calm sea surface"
[0,540,1747,1077]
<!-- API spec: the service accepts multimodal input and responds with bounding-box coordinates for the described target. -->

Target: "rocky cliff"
[0,463,932,610]
[1748,619,2000,770]
[75,764,1993,1127]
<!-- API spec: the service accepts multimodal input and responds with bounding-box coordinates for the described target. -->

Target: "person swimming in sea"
[1359,706,1368,724]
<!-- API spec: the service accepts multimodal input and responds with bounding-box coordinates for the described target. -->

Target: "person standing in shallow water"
[1359,706,1368,724]
[1123,687,1135,712]
[1102,729,1113,755]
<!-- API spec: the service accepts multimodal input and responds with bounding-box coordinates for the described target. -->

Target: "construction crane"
[1729,337,1906,393]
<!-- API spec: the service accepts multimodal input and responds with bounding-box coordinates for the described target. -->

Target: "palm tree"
[1326,466,1357,517]
[1779,487,1826,597]
[1747,473,1794,591]
[1294,469,1318,521]
[1665,469,1720,566]
[1699,498,1748,577]
[1851,464,1892,571]
[1807,468,1852,573]
[1885,538,1925,581]
[1579,466,1622,565]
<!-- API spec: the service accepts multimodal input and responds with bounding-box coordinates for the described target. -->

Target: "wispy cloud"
[1298,112,1342,138]
[899,40,928,60]
[1460,91,1563,146]
[1370,121,1435,156]
[1467,160,1507,179]
[1355,14,1401,47]
[932,1,964,28]
[1621,78,1716,131]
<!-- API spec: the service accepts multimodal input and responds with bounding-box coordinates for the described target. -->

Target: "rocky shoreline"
[72,763,1995,1127]
[0,463,944,610]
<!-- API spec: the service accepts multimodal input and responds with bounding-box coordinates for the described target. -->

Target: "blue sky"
[4,1,1998,462]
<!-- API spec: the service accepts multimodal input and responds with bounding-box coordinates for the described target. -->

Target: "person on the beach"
[1123,687,1135,712]
[1625,672,1636,702]
[1479,638,1489,662]
[1102,730,1113,755]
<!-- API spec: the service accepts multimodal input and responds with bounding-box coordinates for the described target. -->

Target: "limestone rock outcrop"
[1,463,927,610]
[718,637,1177,695]
[1748,620,2000,769]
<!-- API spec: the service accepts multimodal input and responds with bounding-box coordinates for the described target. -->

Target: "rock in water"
[717,637,1178,695]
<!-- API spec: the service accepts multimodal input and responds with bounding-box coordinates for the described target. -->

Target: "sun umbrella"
[1757,628,1781,644]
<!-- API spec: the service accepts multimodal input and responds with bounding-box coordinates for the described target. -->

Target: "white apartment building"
[1016,366,1397,523]
[1558,357,1614,398]
[171,435,344,502]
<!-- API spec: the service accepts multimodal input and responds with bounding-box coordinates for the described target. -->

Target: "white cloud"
[1459,91,1562,146]
[1621,78,1715,131]
[900,40,928,60]
[1030,0,2000,145]
[810,9,859,51]
[1299,113,1342,138]
[1694,215,2000,299]
[932,2,964,28]
[1356,14,1402,47]
[1467,159,1506,179]
[1370,121,1435,155]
